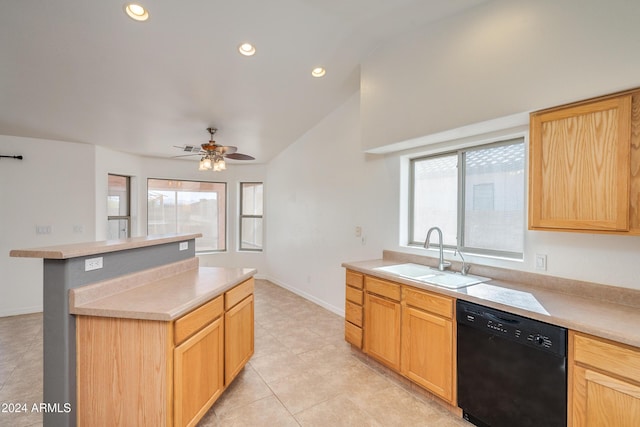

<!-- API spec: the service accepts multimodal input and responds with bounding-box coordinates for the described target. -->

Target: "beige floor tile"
[212,365,274,419]
[215,395,299,427]
[347,384,450,427]
[295,394,383,427]
[249,349,312,385]
[275,327,332,355]
[268,369,343,415]
[253,331,287,358]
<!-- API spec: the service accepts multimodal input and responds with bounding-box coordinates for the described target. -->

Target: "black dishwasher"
[456,300,567,427]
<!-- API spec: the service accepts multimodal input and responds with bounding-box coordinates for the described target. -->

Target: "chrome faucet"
[424,227,451,271]
[455,249,471,276]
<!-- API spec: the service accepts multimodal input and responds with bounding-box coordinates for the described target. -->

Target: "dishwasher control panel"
[457,300,567,357]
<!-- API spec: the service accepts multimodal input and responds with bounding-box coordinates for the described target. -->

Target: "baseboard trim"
[263,276,345,317]
[0,305,43,318]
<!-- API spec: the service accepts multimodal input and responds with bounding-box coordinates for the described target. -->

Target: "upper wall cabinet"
[529,88,640,234]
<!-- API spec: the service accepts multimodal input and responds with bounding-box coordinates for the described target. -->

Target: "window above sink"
[408,138,525,260]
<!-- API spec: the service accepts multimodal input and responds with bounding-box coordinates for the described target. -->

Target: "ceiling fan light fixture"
[199,156,212,171]
[213,156,226,172]
[124,3,149,21]
[311,67,326,78]
[187,127,253,171]
[238,43,256,57]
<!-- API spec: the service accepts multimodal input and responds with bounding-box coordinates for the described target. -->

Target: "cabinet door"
[530,95,632,231]
[174,316,224,427]
[364,292,401,370]
[225,295,254,384]
[401,306,453,402]
[77,317,173,427]
[572,365,640,427]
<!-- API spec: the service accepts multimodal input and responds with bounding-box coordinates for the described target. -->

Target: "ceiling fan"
[174,127,255,171]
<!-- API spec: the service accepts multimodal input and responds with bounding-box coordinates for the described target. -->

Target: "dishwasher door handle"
[485,312,520,324]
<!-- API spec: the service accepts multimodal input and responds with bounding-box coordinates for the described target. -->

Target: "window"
[107,174,131,239]
[147,179,226,253]
[239,182,263,251]
[410,138,525,258]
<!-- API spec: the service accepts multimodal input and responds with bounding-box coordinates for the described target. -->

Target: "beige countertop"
[70,258,256,321]
[343,255,640,349]
[10,233,202,259]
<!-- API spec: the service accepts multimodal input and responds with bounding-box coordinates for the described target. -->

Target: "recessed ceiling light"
[311,67,326,78]
[124,3,149,22]
[238,43,256,57]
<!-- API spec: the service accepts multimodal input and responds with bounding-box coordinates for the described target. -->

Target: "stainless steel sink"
[373,263,490,289]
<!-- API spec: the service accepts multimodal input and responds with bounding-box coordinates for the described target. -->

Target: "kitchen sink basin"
[373,263,490,289]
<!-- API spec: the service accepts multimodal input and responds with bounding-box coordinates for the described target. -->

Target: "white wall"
[0,136,95,316]
[0,139,268,317]
[265,93,395,314]
[361,0,640,151]
[94,146,269,274]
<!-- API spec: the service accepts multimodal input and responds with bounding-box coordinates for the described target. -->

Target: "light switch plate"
[535,254,547,271]
[179,241,188,251]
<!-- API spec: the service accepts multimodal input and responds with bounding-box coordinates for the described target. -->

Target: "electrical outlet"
[85,257,103,272]
[355,226,362,238]
[36,225,52,235]
[179,241,188,251]
[535,254,547,271]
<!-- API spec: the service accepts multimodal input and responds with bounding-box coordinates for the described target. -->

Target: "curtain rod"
[0,155,23,160]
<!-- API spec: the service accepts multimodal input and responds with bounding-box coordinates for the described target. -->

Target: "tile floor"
[0,280,471,427]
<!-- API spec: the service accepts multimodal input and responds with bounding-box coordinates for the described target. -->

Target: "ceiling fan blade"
[215,145,238,155]
[174,145,202,153]
[171,153,202,158]
[225,152,255,160]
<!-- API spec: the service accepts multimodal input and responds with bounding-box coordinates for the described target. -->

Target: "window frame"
[107,174,131,239]
[409,137,525,259]
[239,182,264,252]
[146,178,227,253]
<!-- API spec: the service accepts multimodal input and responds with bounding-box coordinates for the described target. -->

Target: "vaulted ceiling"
[0,0,487,163]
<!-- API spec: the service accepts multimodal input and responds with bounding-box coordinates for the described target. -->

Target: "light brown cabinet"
[224,293,254,384]
[344,270,364,348]
[174,314,224,427]
[363,276,402,370]
[529,88,640,234]
[344,272,457,405]
[76,278,255,427]
[401,287,454,403]
[76,316,174,426]
[570,331,640,427]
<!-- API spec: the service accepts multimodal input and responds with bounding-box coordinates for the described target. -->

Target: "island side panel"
[42,239,195,427]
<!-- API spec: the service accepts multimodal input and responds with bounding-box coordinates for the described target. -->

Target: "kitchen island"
[10,234,256,427]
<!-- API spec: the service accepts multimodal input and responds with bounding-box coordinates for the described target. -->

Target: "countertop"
[10,233,202,259]
[70,258,256,321]
[343,255,640,349]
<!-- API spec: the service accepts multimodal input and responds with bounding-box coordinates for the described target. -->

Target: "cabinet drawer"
[345,320,362,348]
[225,278,255,310]
[365,276,401,301]
[175,295,224,346]
[346,286,363,305]
[573,332,640,382]
[346,270,364,289]
[402,287,453,319]
[345,300,363,327]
